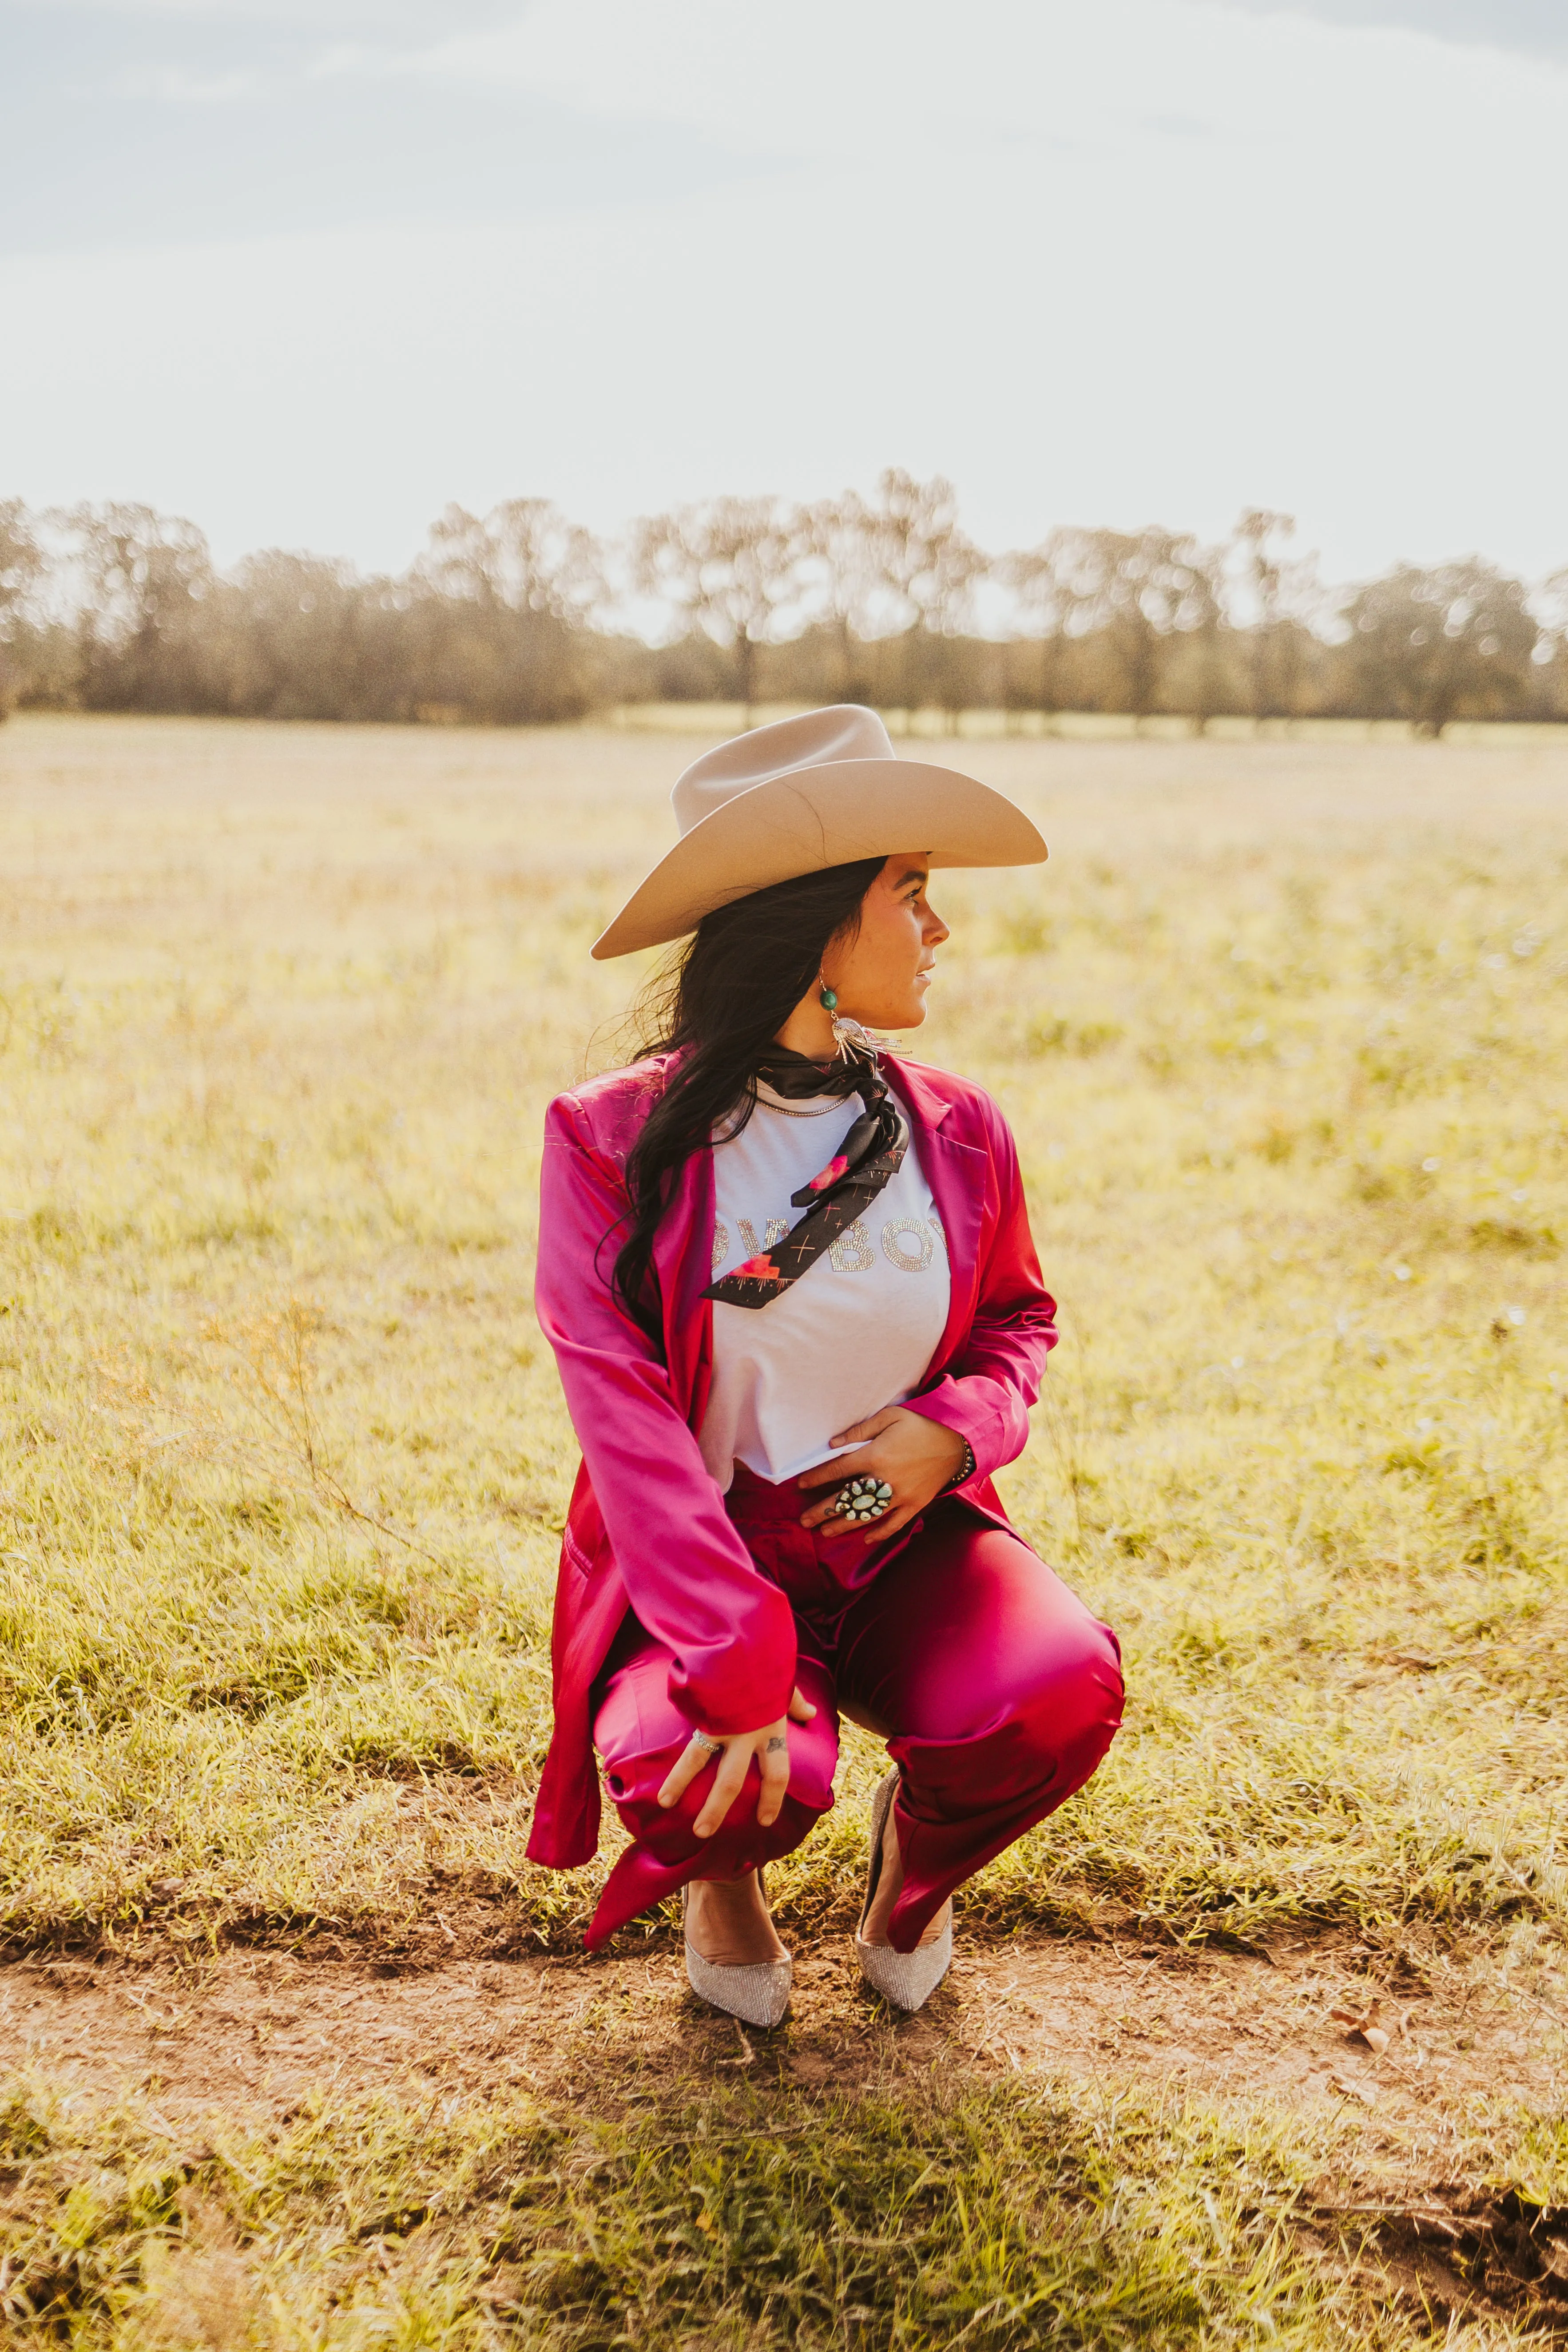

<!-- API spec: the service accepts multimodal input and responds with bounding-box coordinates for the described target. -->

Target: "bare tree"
[1345,560,1539,736]
[413,500,602,722]
[1048,527,1221,724]
[0,500,45,717]
[798,488,878,701]
[218,549,377,719]
[853,470,983,726]
[63,503,215,710]
[418,499,601,624]
[631,497,809,724]
[1530,568,1568,722]
[1001,528,1110,722]
[1226,510,1322,720]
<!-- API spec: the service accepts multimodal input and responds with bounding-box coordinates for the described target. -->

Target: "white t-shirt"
[699,1079,951,1490]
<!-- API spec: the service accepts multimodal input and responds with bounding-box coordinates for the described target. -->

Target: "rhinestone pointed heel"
[854,1769,953,2013]
[682,1875,793,2030]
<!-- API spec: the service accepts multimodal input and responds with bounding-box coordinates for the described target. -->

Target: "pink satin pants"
[586,1467,1123,1954]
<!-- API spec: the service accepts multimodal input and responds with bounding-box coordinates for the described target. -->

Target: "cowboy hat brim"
[591,756,1047,958]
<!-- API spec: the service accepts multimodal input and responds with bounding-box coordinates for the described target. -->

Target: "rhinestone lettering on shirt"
[881,1216,935,1272]
[720,1211,947,1280]
[828,1216,875,1272]
[737,1216,789,1259]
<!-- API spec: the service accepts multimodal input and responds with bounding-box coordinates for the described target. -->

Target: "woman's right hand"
[656,1685,817,1836]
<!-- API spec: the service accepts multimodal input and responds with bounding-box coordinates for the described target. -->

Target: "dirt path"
[4,1928,1560,2151]
[9,1932,1568,2329]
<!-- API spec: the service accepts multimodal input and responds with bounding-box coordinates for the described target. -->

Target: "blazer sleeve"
[900,1099,1057,1483]
[534,1091,798,1738]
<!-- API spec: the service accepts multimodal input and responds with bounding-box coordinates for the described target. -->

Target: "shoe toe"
[854,1913,953,2013]
[684,1943,793,2029]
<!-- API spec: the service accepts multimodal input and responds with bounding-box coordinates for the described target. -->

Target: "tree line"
[3,473,1566,737]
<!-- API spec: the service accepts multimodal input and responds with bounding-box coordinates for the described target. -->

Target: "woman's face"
[824,852,950,1031]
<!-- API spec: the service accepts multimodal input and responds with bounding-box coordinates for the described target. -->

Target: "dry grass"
[1,711,1566,2343]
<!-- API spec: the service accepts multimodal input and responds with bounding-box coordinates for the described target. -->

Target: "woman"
[528,706,1122,2026]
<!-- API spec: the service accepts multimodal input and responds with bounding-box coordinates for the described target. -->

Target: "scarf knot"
[703,1044,908,1310]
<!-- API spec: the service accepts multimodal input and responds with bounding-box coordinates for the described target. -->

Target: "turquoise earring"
[817,972,879,1064]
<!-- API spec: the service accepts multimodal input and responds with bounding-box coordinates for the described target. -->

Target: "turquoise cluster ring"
[834,1475,894,1523]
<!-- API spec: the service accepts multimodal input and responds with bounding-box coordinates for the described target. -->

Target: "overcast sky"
[3,0,1565,583]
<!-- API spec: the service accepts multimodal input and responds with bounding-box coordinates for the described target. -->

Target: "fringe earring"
[818,974,881,1064]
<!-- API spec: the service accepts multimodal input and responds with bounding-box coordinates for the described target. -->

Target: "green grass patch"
[0,2069,1457,2349]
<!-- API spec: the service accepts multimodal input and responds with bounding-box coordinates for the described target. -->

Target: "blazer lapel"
[887,1054,988,1380]
[653,1138,716,1421]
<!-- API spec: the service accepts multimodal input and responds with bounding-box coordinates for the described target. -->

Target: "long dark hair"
[610,856,885,1338]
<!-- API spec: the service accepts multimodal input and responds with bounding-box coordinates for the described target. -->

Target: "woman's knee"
[1007,1611,1124,1777]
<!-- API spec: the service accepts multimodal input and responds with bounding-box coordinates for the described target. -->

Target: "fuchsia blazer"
[525,1051,1058,1872]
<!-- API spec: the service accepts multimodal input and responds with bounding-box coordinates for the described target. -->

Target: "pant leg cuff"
[584,1842,697,1950]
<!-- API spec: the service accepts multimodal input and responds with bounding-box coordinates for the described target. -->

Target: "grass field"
[1,711,1566,2344]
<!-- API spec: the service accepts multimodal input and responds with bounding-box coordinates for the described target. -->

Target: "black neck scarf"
[702,1043,908,1310]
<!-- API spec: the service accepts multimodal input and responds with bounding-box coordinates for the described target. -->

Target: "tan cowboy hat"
[592,704,1047,958]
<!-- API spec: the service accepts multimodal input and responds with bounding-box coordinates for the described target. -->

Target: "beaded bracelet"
[944,1439,977,1491]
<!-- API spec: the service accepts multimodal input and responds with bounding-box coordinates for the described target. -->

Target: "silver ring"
[691,1732,725,1756]
[833,1475,894,1524]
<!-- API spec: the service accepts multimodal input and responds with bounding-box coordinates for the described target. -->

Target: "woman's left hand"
[797,1405,967,1544]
